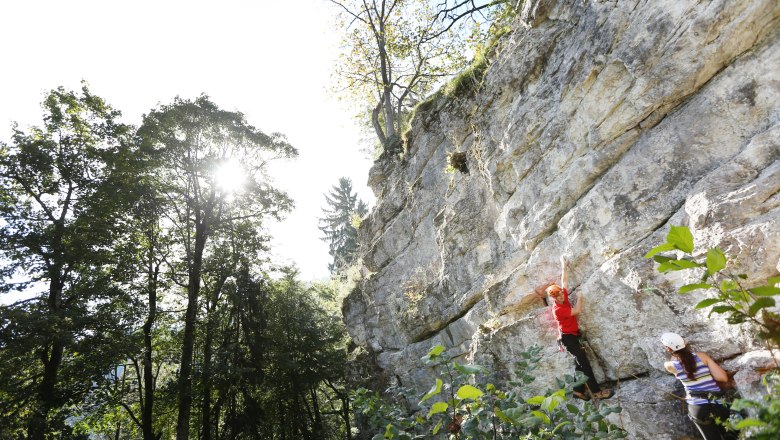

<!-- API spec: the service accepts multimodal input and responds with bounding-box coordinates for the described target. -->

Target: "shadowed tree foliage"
[319,177,368,274]
[211,268,349,439]
[0,89,354,440]
[196,218,271,440]
[0,84,143,439]
[137,95,297,440]
[72,185,178,440]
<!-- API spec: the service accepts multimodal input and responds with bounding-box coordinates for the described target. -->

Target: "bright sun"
[214,158,246,194]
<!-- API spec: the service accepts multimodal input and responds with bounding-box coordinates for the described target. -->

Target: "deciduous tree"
[328,0,512,150]
[137,95,297,440]
[0,84,141,439]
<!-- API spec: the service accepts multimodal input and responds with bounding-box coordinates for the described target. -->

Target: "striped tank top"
[672,353,721,405]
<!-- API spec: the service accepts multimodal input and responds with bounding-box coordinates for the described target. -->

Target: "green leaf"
[735,418,767,429]
[694,298,722,309]
[541,395,562,413]
[679,283,712,294]
[427,401,449,417]
[532,410,550,424]
[427,345,445,357]
[383,423,397,439]
[658,259,701,272]
[709,305,737,316]
[667,225,694,253]
[453,363,485,375]
[748,298,776,317]
[503,407,525,423]
[525,395,545,405]
[552,421,571,434]
[670,259,702,269]
[494,407,515,425]
[587,413,604,422]
[720,280,739,292]
[768,276,780,285]
[456,384,483,400]
[419,378,442,404]
[705,248,727,274]
[432,420,443,435]
[750,285,780,296]
[645,243,675,259]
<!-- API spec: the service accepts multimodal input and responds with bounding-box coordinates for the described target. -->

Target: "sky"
[0,0,375,281]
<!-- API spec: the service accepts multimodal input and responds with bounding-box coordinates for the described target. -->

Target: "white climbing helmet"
[660,332,686,351]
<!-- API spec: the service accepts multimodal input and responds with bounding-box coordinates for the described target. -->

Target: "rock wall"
[344,0,780,438]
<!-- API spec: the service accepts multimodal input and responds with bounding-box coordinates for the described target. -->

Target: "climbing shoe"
[572,391,590,401]
[593,389,614,399]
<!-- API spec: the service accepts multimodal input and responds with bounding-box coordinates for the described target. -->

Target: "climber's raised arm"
[560,256,569,291]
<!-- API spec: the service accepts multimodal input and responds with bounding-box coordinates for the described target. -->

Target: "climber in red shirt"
[546,256,613,400]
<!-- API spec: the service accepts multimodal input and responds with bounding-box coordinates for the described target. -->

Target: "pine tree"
[318,178,368,274]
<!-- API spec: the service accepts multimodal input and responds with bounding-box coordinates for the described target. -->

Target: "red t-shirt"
[552,288,579,335]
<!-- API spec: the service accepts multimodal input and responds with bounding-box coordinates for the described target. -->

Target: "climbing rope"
[614,367,689,425]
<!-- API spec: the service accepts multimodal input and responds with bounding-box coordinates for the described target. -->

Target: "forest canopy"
[0,85,350,440]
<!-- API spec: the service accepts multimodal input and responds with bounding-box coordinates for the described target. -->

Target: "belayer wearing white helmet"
[661,332,736,439]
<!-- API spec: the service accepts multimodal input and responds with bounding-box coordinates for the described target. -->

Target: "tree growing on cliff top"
[327,0,514,151]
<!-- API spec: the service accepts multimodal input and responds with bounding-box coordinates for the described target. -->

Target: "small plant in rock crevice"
[446,151,470,174]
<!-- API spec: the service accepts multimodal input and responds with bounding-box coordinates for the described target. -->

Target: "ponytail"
[671,345,697,380]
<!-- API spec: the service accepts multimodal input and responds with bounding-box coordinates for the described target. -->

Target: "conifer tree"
[318,177,368,274]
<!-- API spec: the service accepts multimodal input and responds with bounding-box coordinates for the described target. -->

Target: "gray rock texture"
[344,0,780,438]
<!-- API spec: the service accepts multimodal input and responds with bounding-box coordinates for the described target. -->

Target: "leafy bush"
[728,370,780,439]
[645,225,780,344]
[352,345,625,439]
[646,225,780,438]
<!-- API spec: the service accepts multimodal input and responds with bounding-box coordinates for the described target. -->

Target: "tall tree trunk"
[27,266,65,440]
[377,31,396,143]
[28,339,64,439]
[310,386,323,438]
[142,252,160,440]
[212,395,223,440]
[176,222,208,440]
[371,98,386,146]
[201,275,227,440]
[342,394,352,440]
[382,85,395,141]
[201,304,214,440]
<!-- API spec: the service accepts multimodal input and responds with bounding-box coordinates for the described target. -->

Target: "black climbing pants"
[559,333,601,394]
[688,403,737,440]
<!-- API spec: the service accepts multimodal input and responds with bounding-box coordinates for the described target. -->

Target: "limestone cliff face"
[344,0,780,438]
